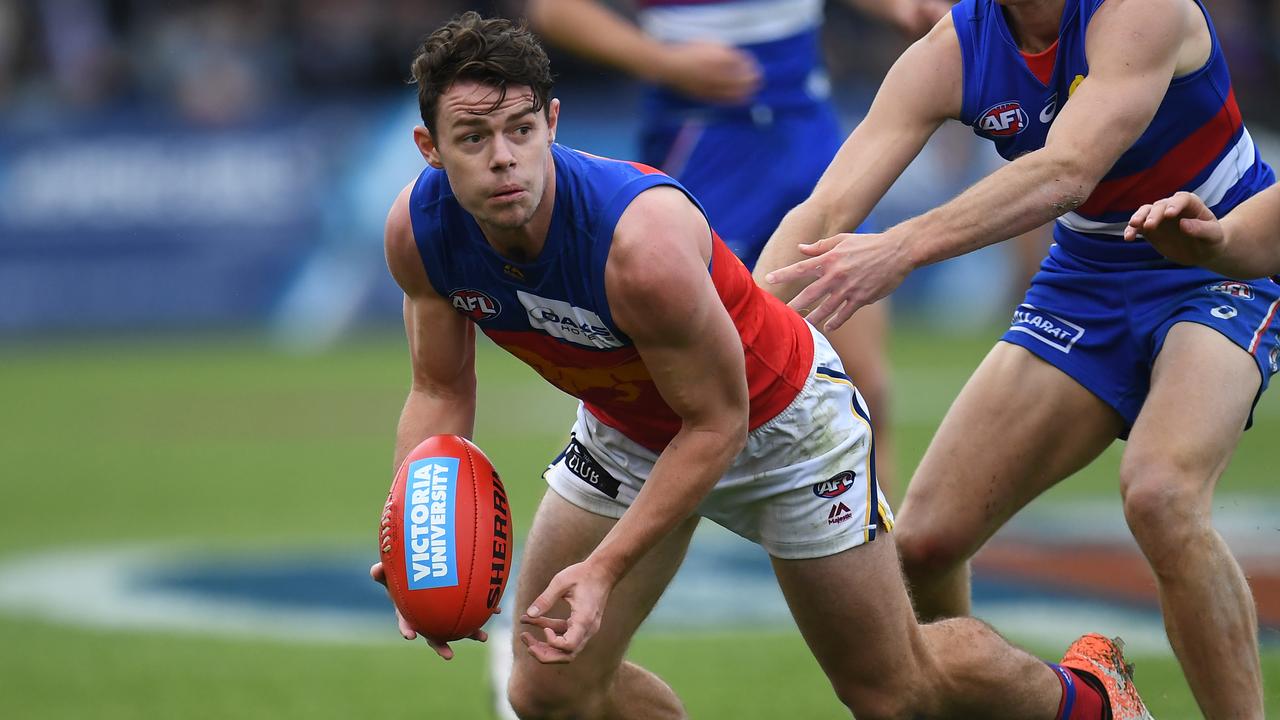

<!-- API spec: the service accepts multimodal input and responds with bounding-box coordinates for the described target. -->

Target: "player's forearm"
[754,203,843,301]
[898,148,1092,269]
[526,0,668,84]
[588,421,746,581]
[1215,187,1280,278]
[393,388,477,472]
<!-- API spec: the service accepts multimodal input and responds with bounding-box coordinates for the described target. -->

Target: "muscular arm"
[898,0,1187,269]
[765,0,1194,328]
[373,182,480,660]
[1127,185,1280,278]
[384,183,478,472]
[754,15,960,300]
[592,186,749,579]
[521,186,749,662]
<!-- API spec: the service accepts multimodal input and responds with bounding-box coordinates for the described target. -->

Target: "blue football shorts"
[639,102,873,269]
[1002,242,1280,436]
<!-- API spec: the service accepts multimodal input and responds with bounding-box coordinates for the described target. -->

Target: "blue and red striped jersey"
[951,0,1274,261]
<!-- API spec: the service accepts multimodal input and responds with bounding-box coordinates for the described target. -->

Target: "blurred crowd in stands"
[0,0,1277,127]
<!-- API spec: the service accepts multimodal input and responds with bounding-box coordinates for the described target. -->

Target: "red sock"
[1048,663,1109,720]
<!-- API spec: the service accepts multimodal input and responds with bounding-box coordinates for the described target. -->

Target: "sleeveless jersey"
[636,0,830,117]
[951,0,1274,262]
[406,144,814,452]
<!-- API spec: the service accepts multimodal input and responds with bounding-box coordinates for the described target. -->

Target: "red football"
[378,435,512,641]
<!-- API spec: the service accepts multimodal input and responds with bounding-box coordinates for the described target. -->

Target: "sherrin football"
[378,434,512,641]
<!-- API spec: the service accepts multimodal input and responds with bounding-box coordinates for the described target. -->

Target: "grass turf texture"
[1,324,1276,718]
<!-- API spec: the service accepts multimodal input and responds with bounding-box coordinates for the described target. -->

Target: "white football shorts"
[544,325,893,560]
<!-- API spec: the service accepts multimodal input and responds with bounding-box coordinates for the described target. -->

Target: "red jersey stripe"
[1078,90,1242,217]
[1019,39,1059,86]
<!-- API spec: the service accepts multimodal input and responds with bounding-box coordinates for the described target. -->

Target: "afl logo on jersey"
[978,101,1029,137]
[813,471,856,499]
[449,289,502,321]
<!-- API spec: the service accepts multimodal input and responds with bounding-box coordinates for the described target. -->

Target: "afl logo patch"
[978,101,1029,137]
[1207,281,1254,300]
[813,471,856,499]
[449,289,501,321]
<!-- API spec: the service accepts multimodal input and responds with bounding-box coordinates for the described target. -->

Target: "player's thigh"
[897,341,1122,560]
[510,489,698,689]
[770,534,932,710]
[1121,322,1261,513]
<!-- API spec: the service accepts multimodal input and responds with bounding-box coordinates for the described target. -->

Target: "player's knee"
[896,524,966,582]
[833,680,921,720]
[507,670,603,720]
[1120,460,1209,527]
[1120,461,1212,565]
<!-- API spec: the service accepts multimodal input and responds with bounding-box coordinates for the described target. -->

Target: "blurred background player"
[1127,185,1280,278]
[375,13,1154,719]
[526,0,950,494]
[760,0,1276,716]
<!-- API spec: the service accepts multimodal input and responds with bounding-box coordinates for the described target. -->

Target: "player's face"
[417,81,559,232]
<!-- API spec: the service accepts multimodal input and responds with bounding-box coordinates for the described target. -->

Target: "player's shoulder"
[608,185,711,296]
[384,179,434,298]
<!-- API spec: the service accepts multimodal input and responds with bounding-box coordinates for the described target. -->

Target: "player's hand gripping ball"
[378,435,512,641]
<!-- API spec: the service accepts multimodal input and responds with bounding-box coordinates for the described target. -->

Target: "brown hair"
[410,12,553,133]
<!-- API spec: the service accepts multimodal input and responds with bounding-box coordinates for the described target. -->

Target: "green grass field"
[1,324,1276,718]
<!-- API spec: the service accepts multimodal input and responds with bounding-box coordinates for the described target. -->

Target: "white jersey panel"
[639,0,823,45]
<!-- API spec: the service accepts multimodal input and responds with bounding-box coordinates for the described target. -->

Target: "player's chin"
[482,206,536,230]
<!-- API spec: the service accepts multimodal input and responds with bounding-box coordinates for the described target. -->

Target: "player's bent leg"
[895,341,1122,620]
[823,299,896,497]
[1120,322,1264,719]
[507,490,698,720]
[772,533,1066,719]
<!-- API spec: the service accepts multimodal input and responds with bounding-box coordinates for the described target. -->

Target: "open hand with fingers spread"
[1124,191,1225,267]
[519,560,616,664]
[369,562,488,661]
[764,230,913,331]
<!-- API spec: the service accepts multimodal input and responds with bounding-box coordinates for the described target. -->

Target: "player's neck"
[479,164,557,263]
[1001,0,1065,54]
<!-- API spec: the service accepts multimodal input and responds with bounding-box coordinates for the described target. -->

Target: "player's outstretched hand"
[764,231,912,331]
[656,41,762,104]
[369,562,488,661]
[1124,191,1225,267]
[519,560,613,664]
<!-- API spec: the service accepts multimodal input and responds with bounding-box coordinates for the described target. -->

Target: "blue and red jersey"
[951,0,1274,262]
[406,144,813,452]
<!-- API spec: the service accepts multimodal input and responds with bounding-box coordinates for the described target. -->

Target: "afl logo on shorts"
[978,101,1029,137]
[813,471,855,499]
[449,289,502,321]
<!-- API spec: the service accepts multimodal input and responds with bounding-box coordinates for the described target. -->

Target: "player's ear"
[546,98,560,146]
[414,126,444,169]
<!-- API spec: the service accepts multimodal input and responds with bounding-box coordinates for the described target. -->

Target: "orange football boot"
[1060,634,1155,720]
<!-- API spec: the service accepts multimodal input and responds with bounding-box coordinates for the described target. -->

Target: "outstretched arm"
[1126,185,1280,278]
[754,13,960,303]
[521,186,749,663]
[526,0,761,104]
[766,0,1192,329]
